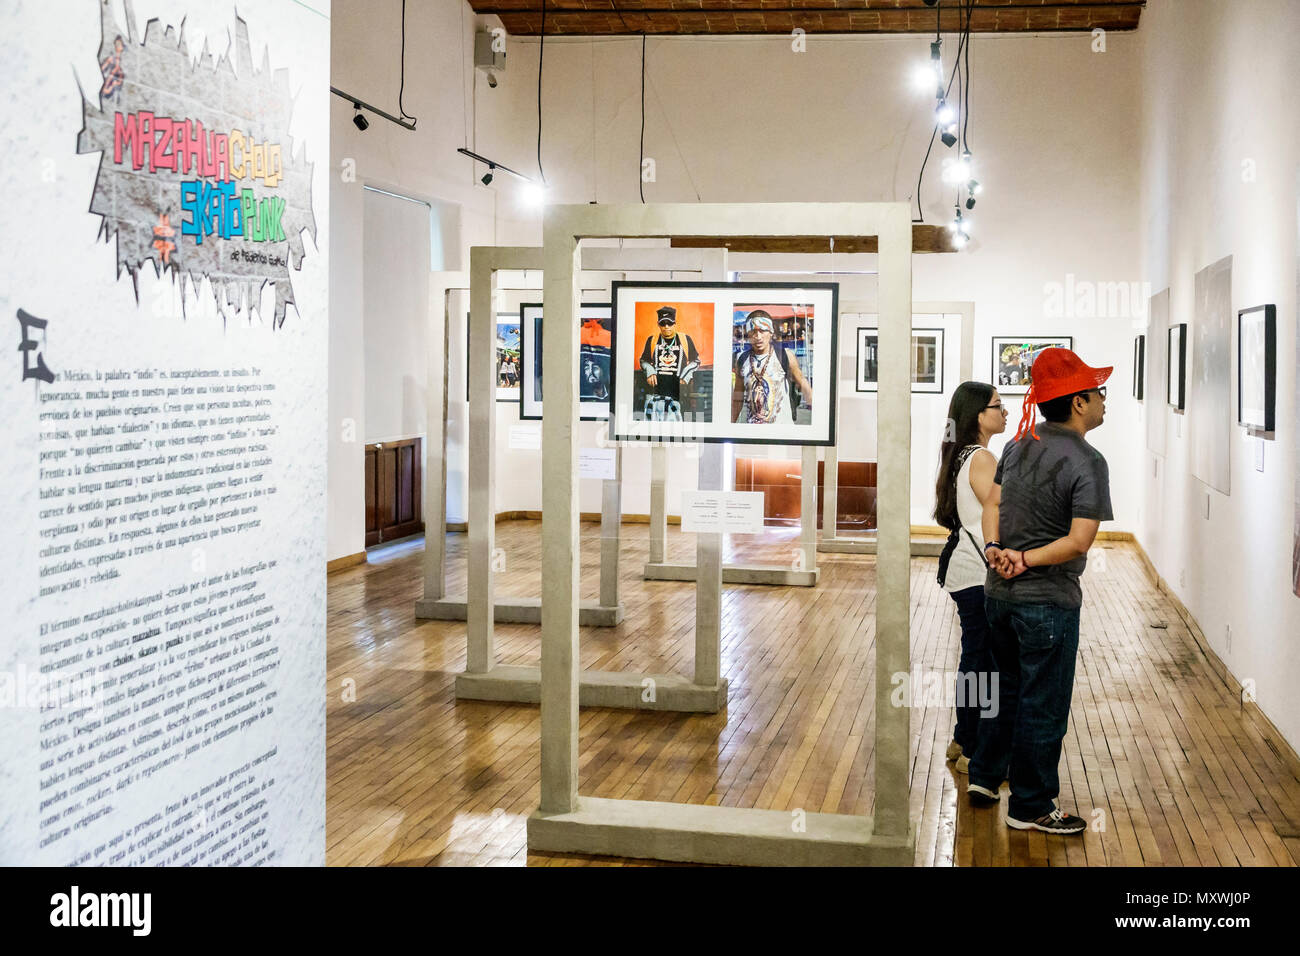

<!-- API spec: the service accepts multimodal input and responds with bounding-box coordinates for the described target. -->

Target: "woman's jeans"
[948,585,993,755]
[970,596,1082,821]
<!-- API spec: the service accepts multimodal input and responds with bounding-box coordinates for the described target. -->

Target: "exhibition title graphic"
[78,0,316,326]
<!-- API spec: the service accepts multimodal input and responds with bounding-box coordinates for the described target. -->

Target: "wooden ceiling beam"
[669,226,959,255]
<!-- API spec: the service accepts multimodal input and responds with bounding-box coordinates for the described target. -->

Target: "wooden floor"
[326,520,1300,866]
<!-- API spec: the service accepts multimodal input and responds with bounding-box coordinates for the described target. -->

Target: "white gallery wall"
[1136,0,1300,752]
[473,27,1146,528]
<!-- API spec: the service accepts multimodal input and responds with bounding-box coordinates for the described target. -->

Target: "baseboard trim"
[326,551,366,574]
[1129,534,1300,778]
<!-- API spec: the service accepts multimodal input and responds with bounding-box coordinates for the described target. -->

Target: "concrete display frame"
[428,247,731,712]
[528,203,914,867]
[415,250,626,630]
[820,300,974,557]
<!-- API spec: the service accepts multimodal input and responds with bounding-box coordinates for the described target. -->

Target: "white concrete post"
[600,446,622,609]
[540,223,582,815]
[694,443,724,688]
[874,208,914,838]
[648,445,667,564]
[466,253,496,673]
[800,446,818,573]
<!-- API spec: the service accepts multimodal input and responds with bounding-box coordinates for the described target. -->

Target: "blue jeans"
[969,597,1081,821]
[947,586,993,754]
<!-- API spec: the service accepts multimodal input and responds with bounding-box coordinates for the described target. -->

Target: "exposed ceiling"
[471,0,1144,38]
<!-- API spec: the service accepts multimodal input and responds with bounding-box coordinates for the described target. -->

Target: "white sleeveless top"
[943,447,992,593]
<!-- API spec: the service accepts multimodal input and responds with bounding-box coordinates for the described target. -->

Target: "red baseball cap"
[1014,347,1112,440]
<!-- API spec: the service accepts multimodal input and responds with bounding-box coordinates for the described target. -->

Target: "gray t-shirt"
[984,422,1113,609]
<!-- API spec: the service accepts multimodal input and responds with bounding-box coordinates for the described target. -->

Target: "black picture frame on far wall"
[1167,323,1187,411]
[1237,304,1277,434]
[1132,334,1145,400]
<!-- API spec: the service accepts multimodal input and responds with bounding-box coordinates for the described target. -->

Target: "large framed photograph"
[1133,335,1146,400]
[1167,322,1187,411]
[855,327,945,393]
[610,281,838,445]
[1238,304,1276,433]
[465,313,523,403]
[991,336,1074,394]
[518,302,613,421]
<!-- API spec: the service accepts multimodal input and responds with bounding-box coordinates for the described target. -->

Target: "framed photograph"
[1133,335,1146,400]
[518,303,613,421]
[855,328,944,393]
[991,336,1074,395]
[1238,304,1276,433]
[465,313,523,403]
[610,281,839,445]
[1167,322,1187,411]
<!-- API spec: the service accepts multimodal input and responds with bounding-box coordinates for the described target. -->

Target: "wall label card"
[579,448,617,480]
[508,424,542,450]
[681,491,765,534]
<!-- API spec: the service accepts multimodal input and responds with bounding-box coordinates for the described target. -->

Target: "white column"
[823,444,839,542]
[800,446,818,573]
[600,446,622,608]
[874,207,913,838]
[540,223,581,814]
[648,444,667,564]
[694,443,724,688]
[466,255,496,674]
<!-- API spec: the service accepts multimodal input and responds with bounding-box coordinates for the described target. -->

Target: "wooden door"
[364,437,423,546]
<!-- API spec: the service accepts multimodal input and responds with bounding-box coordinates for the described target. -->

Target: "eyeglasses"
[1094,386,1108,399]
[985,403,1007,413]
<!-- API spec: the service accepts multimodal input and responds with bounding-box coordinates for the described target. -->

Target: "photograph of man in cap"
[638,305,701,422]
[731,309,813,425]
[967,347,1113,836]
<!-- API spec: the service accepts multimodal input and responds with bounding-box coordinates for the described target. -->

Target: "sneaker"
[945,740,963,761]
[955,755,970,774]
[1006,808,1086,834]
[967,782,999,806]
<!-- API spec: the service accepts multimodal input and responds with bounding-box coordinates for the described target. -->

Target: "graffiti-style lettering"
[181,180,243,244]
[17,309,55,384]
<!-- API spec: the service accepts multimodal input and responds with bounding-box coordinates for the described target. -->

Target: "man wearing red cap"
[967,347,1113,835]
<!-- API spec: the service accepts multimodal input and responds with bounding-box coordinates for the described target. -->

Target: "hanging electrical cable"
[911,0,973,222]
[536,0,547,184]
[397,0,417,126]
[639,32,647,203]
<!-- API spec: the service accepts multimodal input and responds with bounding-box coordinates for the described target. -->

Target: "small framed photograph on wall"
[1237,304,1276,433]
[1133,335,1146,400]
[991,336,1074,395]
[855,328,945,393]
[1167,322,1187,411]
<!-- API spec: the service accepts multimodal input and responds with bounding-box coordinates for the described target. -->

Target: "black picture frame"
[1237,304,1277,433]
[1133,335,1145,401]
[855,327,945,393]
[1167,322,1187,411]
[465,312,523,403]
[517,302,614,422]
[609,280,840,446]
[990,336,1075,395]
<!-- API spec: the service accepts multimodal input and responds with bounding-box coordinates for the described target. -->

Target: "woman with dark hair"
[934,380,1008,773]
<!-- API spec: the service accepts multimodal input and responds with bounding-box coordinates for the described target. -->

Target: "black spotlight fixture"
[352,104,369,132]
[481,164,495,186]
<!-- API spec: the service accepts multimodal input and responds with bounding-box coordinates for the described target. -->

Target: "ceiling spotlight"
[481,166,494,186]
[522,182,547,206]
[965,179,981,209]
[949,206,971,246]
[486,71,498,89]
[352,104,369,132]
[935,99,956,126]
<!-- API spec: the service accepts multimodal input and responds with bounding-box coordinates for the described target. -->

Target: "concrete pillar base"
[642,562,819,587]
[527,796,914,866]
[817,536,946,557]
[455,665,728,712]
[415,597,625,627]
